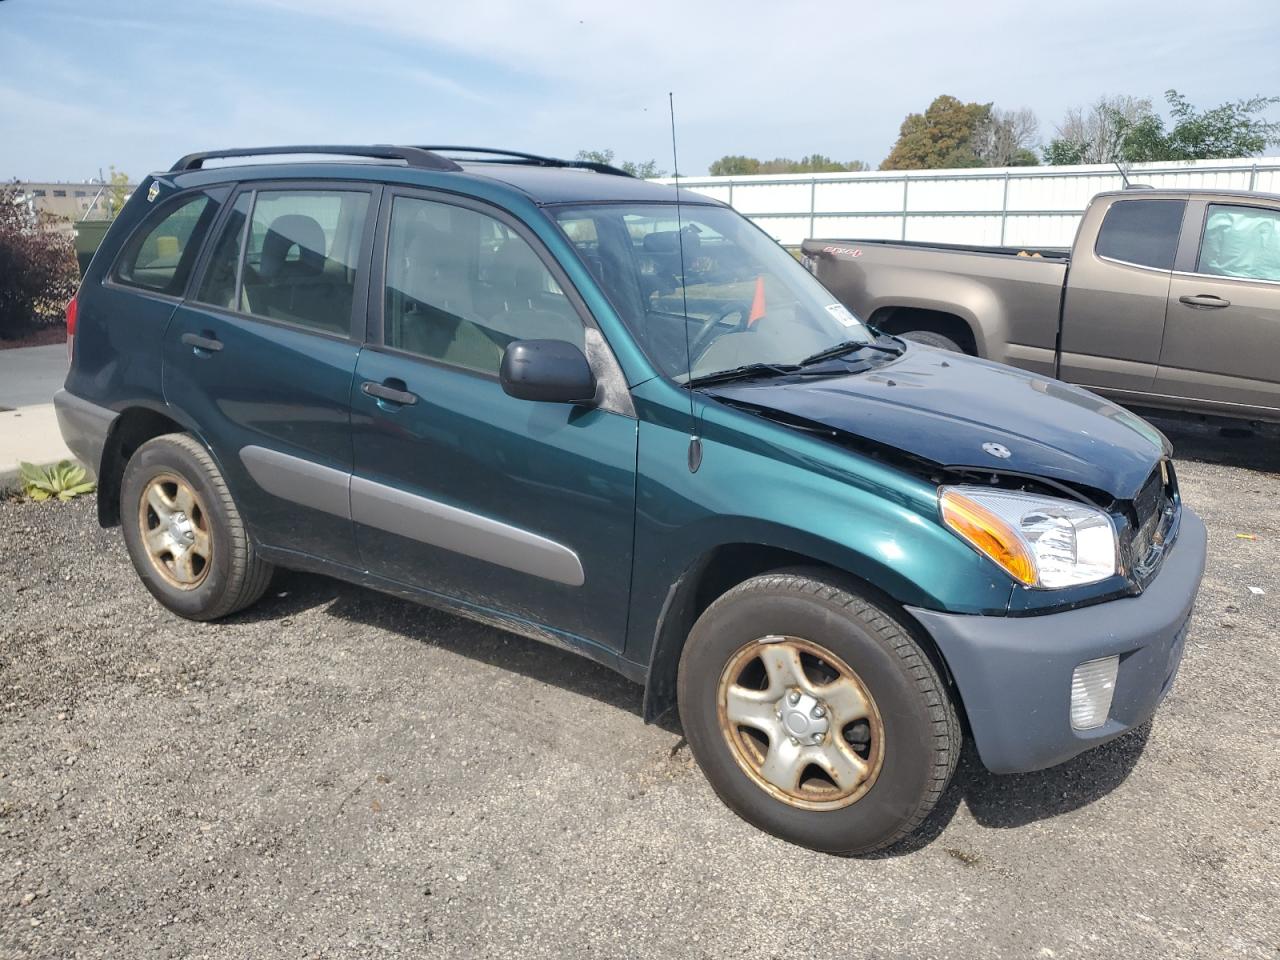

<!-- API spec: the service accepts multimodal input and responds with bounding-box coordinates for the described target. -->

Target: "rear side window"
[194,188,371,336]
[1197,204,1280,283]
[1094,199,1185,271]
[113,192,221,295]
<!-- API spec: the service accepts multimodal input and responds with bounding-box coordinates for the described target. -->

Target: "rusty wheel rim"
[138,472,212,590]
[716,636,885,811]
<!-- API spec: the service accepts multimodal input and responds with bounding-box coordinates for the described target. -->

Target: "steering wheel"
[689,302,752,361]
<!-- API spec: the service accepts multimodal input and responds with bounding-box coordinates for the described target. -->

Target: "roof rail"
[416,146,635,178]
[169,145,463,173]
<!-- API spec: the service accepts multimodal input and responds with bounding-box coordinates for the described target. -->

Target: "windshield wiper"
[798,338,902,367]
[687,362,801,387]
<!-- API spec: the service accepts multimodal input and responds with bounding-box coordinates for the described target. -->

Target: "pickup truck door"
[348,190,638,653]
[1058,197,1187,397]
[1157,198,1280,417]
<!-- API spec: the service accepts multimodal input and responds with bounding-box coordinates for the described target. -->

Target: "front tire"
[677,569,959,854]
[120,433,273,621]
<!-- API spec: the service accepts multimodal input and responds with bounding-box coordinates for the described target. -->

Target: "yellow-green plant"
[19,460,96,501]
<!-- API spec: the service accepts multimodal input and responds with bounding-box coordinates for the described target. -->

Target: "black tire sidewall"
[120,437,237,620]
[901,330,962,352]
[678,579,947,854]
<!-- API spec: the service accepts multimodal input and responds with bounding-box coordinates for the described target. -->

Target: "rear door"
[1157,198,1280,418]
[348,189,638,651]
[1058,196,1187,396]
[164,182,378,563]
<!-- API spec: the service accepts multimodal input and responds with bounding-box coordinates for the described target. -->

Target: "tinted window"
[233,190,369,335]
[195,192,253,309]
[383,196,583,374]
[1094,199,1185,270]
[113,193,219,295]
[1197,204,1280,283]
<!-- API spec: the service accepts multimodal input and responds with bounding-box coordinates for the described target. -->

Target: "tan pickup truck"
[803,188,1280,424]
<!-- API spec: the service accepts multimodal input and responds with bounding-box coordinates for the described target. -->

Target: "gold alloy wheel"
[716,636,885,810]
[138,473,213,590]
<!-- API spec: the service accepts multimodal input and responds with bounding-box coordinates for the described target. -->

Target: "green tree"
[575,149,665,178]
[107,165,131,218]
[708,155,867,175]
[1044,91,1280,164]
[709,155,762,176]
[881,95,993,170]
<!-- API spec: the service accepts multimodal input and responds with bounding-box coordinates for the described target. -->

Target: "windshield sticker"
[825,303,860,327]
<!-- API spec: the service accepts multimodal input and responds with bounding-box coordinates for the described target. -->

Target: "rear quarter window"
[112,190,224,296]
[1094,199,1186,271]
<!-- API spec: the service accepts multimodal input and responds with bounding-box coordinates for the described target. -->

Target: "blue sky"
[3,0,1279,182]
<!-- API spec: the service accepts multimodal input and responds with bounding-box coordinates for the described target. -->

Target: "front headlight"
[939,486,1117,589]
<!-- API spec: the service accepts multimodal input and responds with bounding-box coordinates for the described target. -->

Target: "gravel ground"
[1,418,1277,959]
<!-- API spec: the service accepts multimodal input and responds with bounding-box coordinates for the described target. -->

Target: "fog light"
[1070,656,1119,730]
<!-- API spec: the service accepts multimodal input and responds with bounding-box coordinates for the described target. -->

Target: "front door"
[349,191,638,651]
[164,183,378,563]
[1158,199,1280,417]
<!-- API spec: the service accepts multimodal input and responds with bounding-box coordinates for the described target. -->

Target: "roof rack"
[169,145,463,173]
[416,146,635,178]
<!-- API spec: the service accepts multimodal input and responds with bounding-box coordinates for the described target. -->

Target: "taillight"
[66,294,78,362]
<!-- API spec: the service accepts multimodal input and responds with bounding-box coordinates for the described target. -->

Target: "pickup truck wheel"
[899,330,962,352]
[677,569,959,854]
[120,433,273,621]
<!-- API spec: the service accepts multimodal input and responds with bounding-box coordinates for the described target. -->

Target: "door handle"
[361,380,418,406]
[181,332,223,352]
[1178,294,1231,309]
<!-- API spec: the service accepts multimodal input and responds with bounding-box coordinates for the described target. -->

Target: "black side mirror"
[499,339,597,405]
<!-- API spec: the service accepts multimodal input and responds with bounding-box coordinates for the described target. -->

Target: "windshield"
[551,202,875,382]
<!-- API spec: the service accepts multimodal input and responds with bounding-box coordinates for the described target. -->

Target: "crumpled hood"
[706,346,1168,500]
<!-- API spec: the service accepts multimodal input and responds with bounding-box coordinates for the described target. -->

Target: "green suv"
[55,146,1206,853]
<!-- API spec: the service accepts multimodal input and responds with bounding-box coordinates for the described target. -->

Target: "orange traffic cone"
[747,275,766,327]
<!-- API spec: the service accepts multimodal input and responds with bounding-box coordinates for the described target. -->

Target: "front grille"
[1128,460,1176,582]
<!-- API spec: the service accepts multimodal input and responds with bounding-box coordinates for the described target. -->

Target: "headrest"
[642,229,700,255]
[260,214,326,278]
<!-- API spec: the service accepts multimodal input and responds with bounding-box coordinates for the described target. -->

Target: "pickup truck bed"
[804,187,1280,424]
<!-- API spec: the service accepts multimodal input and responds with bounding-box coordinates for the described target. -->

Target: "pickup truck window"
[1094,199,1185,271]
[1197,204,1280,283]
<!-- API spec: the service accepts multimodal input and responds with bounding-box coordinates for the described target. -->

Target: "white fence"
[655,156,1280,248]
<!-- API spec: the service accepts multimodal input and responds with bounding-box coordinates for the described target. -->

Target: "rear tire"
[120,433,273,621]
[677,568,960,854]
[899,329,963,353]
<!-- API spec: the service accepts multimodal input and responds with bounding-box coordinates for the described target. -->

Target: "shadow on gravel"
[230,567,1153,853]
[1142,414,1280,473]
[875,723,1151,857]
[228,568,678,733]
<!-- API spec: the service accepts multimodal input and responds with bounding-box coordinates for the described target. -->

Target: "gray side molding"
[240,445,352,519]
[350,476,585,587]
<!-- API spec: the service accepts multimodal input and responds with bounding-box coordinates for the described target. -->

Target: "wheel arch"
[640,541,960,727]
[869,305,980,355]
[96,403,202,527]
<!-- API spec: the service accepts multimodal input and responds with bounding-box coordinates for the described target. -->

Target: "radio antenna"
[1114,160,1132,188]
[669,91,702,472]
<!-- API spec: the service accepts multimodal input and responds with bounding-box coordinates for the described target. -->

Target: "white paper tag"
[824,303,859,327]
